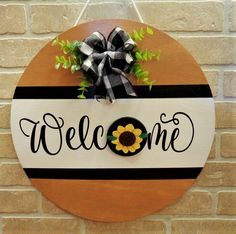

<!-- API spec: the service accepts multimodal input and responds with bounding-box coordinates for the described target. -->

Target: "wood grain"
[32,178,195,222]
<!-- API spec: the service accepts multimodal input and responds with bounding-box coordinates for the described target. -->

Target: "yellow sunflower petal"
[135,137,143,144]
[122,146,129,154]
[128,146,135,153]
[112,139,119,145]
[125,124,134,132]
[112,130,120,138]
[115,143,123,151]
[133,143,141,150]
[117,125,125,133]
[133,128,142,136]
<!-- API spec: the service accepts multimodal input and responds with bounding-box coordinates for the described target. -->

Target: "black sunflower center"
[119,131,136,146]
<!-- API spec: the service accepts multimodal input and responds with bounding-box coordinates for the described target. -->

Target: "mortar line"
[79,219,86,234]
[1,32,236,39]
[0,0,89,3]
[37,191,44,215]
[0,217,2,234]
[165,218,172,234]
[24,1,31,37]
[147,215,236,221]
[0,214,75,218]
[211,189,219,215]
[215,131,221,161]
[223,0,231,34]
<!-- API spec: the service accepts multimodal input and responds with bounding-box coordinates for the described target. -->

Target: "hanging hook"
[74,0,90,26]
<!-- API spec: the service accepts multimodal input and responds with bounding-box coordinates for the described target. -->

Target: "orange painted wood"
[32,179,195,222]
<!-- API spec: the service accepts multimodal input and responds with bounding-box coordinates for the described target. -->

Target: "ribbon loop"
[80,32,106,55]
[107,27,136,52]
[78,27,137,102]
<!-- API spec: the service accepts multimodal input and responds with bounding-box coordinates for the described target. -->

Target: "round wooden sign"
[11,19,215,222]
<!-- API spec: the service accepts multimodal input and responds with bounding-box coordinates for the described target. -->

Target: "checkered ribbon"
[78,27,137,102]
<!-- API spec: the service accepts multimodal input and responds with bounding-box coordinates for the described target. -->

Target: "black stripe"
[24,168,202,180]
[14,85,212,99]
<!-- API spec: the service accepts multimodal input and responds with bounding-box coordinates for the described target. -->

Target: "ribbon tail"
[120,73,137,97]
[102,75,116,103]
[111,66,137,98]
[102,72,137,103]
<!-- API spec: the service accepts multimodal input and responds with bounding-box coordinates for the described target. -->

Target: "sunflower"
[111,123,143,154]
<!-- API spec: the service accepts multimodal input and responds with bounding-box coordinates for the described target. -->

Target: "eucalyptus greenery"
[52,26,160,98]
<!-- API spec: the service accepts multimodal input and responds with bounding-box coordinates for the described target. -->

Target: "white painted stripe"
[11,98,215,169]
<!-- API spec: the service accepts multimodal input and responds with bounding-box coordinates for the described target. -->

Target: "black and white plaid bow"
[78,27,137,102]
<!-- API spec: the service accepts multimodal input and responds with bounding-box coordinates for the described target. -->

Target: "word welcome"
[19,112,194,155]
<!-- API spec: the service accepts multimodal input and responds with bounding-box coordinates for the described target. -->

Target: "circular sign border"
[11,19,215,222]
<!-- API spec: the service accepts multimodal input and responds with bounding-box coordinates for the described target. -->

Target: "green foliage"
[55,55,71,69]
[135,49,161,62]
[140,132,148,139]
[146,26,154,35]
[129,25,160,90]
[107,135,117,141]
[52,25,160,99]
[52,37,83,73]
[52,37,89,99]
[130,62,155,91]
[77,79,90,99]
[52,37,80,55]
[130,26,154,42]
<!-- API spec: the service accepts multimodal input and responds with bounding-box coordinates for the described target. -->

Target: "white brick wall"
[0,0,235,233]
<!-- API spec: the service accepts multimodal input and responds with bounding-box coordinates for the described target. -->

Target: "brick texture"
[41,196,64,215]
[203,70,219,97]
[172,219,236,234]
[0,39,49,67]
[0,163,30,186]
[221,133,236,158]
[217,192,236,215]
[2,218,80,234]
[215,102,236,129]
[31,4,84,34]
[80,2,139,22]
[0,104,11,129]
[160,191,212,215]
[136,2,224,32]
[0,133,16,158]
[0,190,38,213]
[85,220,165,234]
[208,135,216,159]
[196,163,236,187]
[178,37,236,65]
[224,72,236,97]
[0,5,26,34]
[229,1,236,31]
[0,73,21,99]
[0,0,236,233]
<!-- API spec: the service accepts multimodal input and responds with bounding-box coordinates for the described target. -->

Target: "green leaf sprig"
[130,63,154,91]
[130,26,161,91]
[77,79,90,99]
[135,49,161,62]
[52,37,89,97]
[130,26,154,41]
[52,38,83,73]
[52,25,161,99]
